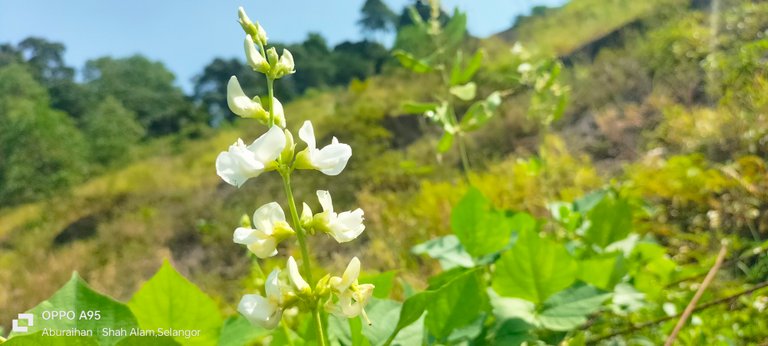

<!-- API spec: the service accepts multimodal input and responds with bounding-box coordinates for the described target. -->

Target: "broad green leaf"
[217,316,268,346]
[449,82,477,101]
[128,261,222,346]
[578,254,626,290]
[361,299,400,345]
[573,190,608,213]
[392,50,432,73]
[459,92,502,131]
[360,271,397,299]
[3,332,98,345]
[412,235,474,270]
[350,317,369,346]
[450,187,514,257]
[610,283,646,315]
[424,270,488,340]
[492,318,532,346]
[584,194,633,248]
[436,132,454,153]
[386,292,430,344]
[402,102,438,115]
[493,229,578,304]
[8,273,138,346]
[537,284,611,331]
[451,50,484,86]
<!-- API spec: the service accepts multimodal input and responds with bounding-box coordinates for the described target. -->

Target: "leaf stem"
[314,306,327,346]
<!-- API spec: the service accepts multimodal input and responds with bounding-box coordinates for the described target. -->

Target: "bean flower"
[215,125,285,187]
[302,190,365,243]
[295,120,352,176]
[238,268,283,329]
[325,257,375,324]
[233,202,294,258]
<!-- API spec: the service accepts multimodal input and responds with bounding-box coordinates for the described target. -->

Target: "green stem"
[267,77,275,128]
[281,319,296,346]
[280,172,313,283]
[456,132,471,178]
[314,307,327,346]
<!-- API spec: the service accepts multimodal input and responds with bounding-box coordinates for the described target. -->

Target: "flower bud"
[287,256,311,294]
[272,49,296,79]
[300,203,314,232]
[254,22,268,46]
[266,47,280,67]
[237,7,259,38]
[280,129,295,164]
[245,35,270,74]
[240,214,252,228]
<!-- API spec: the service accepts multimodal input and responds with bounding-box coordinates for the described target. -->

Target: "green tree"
[81,96,145,167]
[358,0,397,38]
[332,40,389,84]
[83,55,201,136]
[0,64,88,205]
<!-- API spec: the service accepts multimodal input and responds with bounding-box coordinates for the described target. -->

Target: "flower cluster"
[214,7,374,338]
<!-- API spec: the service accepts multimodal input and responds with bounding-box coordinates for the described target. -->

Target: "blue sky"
[0,0,567,92]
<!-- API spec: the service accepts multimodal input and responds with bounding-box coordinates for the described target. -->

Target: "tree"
[81,96,145,167]
[332,40,389,84]
[0,64,88,205]
[83,55,202,136]
[358,0,397,38]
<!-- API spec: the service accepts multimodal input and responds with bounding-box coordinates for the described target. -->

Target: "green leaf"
[442,9,467,49]
[493,229,578,304]
[449,82,477,101]
[3,332,98,346]
[451,50,484,86]
[386,292,430,343]
[128,261,223,346]
[537,284,611,331]
[402,102,438,115]
[392,50,432,73]
[424,269,488,340]
[8,273,138,346]
[217,316,268,346]
[583,194,633,248]
[492,318,532,346]
[412,235,474,270]
[436,132,454,153]
[360,271,397,299]
[459,92,502,132]
[578,254,626,290]
[450,187,515,257]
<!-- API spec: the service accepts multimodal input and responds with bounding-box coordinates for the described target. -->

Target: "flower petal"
[287,256,310,292]
[248,126,286,163]
[238,293,282,329]
[216,140,265,187]
[316,190,334,213]
[247,237,278,258]
[314,142,352,176]
[227,76,263,117]
[298,120,316,150]
[265,268,282,302]
[337,257,360,292]
[252,202,286,235]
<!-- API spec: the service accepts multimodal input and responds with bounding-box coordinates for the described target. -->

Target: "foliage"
[81,96,145,167]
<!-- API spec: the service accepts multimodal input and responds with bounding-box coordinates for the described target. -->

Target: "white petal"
[265,268,282,302]
[287,256,310,291]
[245,35,267,70]
[248,126,286,163]
[338,291,362,317]
[316,190,334,213]
[247,238,278,258]
[216,141,265,187]
[314,142,352,176]
[238,294,282,329]
[336,257,360,292]
[331,209,365,243]
[233,227,260,244]
[272,97,286,128]
[301,202,313,221]
[298,120,316,150]
[252,202,286,235]
[227,76,262,117]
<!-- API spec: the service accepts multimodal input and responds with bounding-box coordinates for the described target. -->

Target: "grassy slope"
[494,0,686,56]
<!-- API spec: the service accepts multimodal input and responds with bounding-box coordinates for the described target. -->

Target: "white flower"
[275,49,295,77]
[226,76,285,127]
[326,257,375,323]
[233,202,293,258]
[296,121,352,176]
[238,7,267,46]
[245,35,269,73]
[238,268,283,329]
[310,190,365,243]
[287,256,310,293]
[216,126,286,187]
